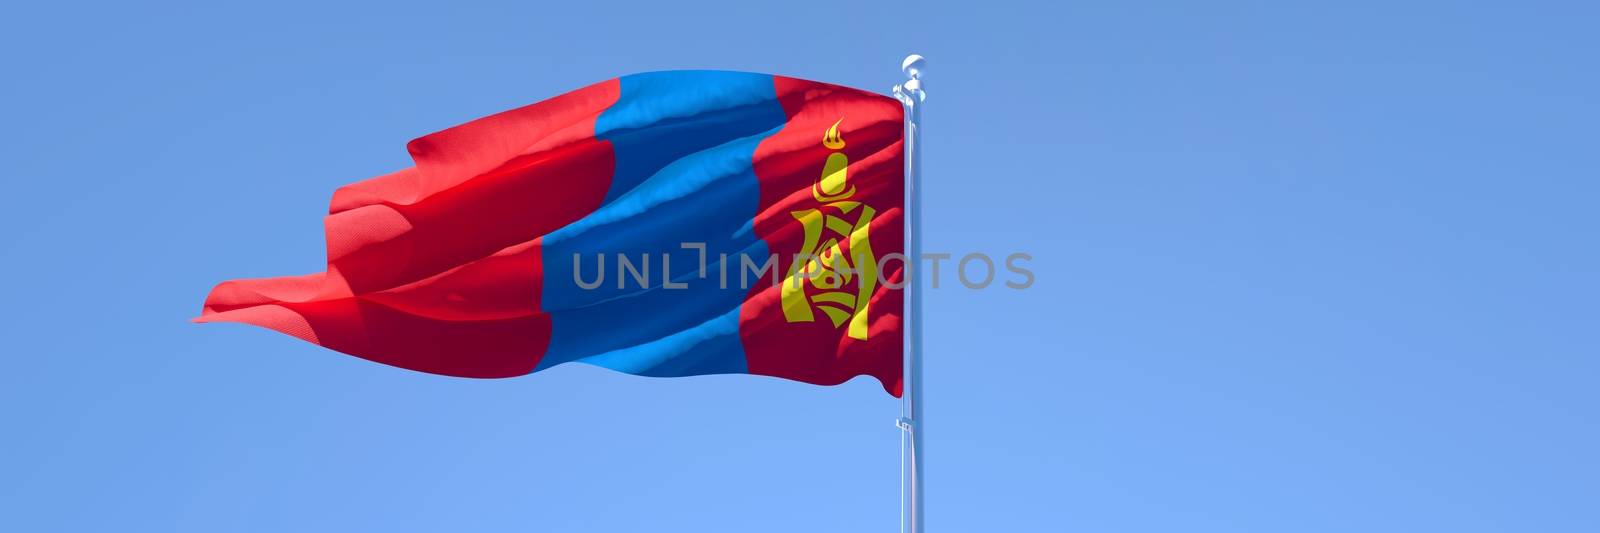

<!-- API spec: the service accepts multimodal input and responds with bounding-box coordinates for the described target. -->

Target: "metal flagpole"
[893,53,926,533]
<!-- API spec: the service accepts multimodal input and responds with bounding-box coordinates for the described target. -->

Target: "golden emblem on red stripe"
[781,118,877,340]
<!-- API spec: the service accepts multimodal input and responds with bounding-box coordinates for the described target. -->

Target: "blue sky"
[2,1,1596,531]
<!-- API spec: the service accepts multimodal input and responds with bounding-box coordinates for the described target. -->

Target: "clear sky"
[2,1,1596,531]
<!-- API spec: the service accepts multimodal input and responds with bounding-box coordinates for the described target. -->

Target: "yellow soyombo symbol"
[781,118,877,340]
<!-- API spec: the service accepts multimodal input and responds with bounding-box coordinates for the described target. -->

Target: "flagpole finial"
[894,54,927,104]
[902,54,926,79]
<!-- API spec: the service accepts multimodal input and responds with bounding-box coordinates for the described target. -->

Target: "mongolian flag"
[197,71,906,396]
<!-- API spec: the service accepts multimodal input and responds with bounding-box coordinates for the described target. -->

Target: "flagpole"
[894,53,926,533]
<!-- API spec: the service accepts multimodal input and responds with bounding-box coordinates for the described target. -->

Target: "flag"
[197,71,905,396]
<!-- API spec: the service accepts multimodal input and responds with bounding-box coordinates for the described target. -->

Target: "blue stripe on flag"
[536,71,787,375]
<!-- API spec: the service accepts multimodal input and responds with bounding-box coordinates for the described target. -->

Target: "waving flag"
[198,71,905,396]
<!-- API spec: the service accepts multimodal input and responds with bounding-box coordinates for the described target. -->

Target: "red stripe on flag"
[198,80,625,377]
[740,76,906,397]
